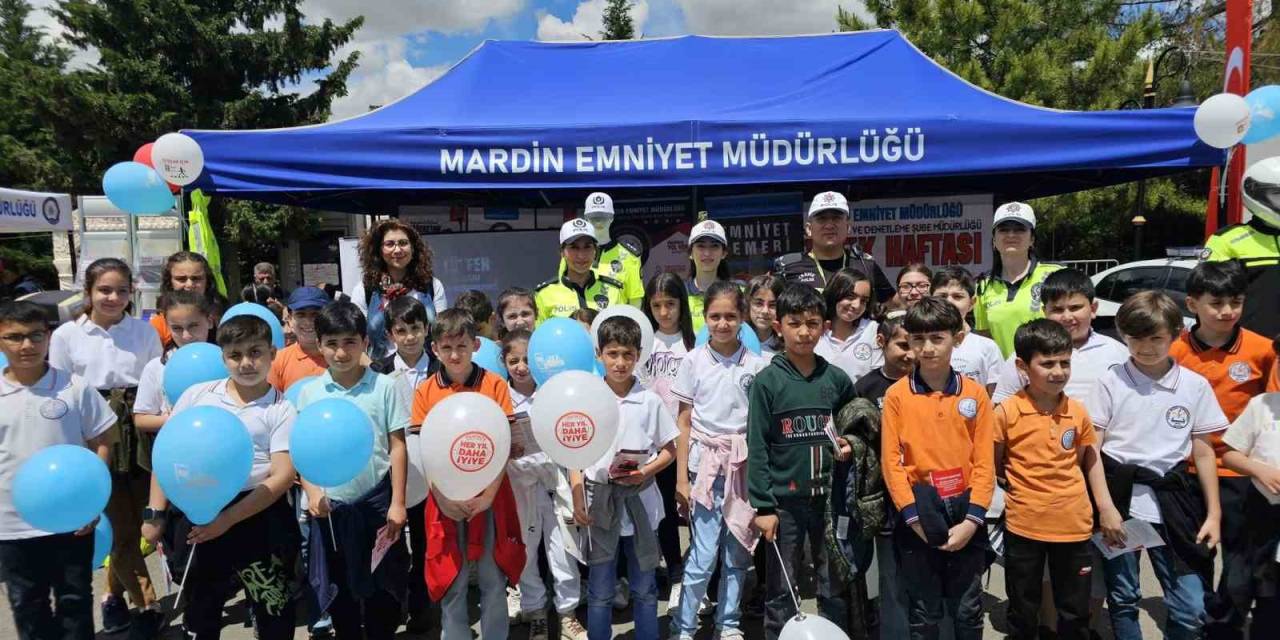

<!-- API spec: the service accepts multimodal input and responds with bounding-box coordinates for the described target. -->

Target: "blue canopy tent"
[185,30,1222,212]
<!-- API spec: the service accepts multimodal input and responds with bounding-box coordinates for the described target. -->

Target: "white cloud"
[302,0,526,41]
[536,0,651,41]
[24,0,98,70]
[328,38,448,120]
[676,0,868,36]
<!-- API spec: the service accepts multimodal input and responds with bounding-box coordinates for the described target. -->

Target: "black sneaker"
[100,596,131,634]
[127,610,163,640]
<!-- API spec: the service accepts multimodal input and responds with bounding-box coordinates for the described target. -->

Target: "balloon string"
[584,481,592,553]
[324,489,338,552]
[770,539,803,618]
[172,543,197,611]
[1220,145,1236,213]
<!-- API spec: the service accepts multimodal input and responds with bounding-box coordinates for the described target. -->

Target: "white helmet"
[1243,157,1280,229]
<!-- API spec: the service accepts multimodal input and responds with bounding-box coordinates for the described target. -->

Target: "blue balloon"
[0,352,7,369]
[284,375,319,407]
[13,445,111,533]
[152,406,253,525]
[474,337,506,378]
[163,342,228,404]
[221,302,285,349]
[528,317,596,385]
[290,398,374,488]
[102,161,175,215]
[694,323,762,355]
[1243,85,1280,144]
[93,516,113,568]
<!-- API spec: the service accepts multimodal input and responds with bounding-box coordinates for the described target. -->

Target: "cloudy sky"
[26,0,870,120]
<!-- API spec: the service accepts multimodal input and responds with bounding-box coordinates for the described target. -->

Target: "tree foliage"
[601,0,636,40]
[837,0,1225,260]
[0,0,76,190]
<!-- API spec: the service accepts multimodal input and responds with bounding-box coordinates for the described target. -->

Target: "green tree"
[837,1,1212,261]
[0,0,76,190]
[601,0,636,40]
[45,0,364,291]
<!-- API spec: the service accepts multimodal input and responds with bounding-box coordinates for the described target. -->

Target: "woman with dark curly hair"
[351,220,448,356]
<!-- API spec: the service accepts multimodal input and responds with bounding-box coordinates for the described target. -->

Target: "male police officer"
[1203,158,1280,338]
[536,218,627,324]
[774,190,894,302]
[557,192,645,305]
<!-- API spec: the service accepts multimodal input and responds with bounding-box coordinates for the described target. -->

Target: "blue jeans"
[1103,529,1204,640]
[441,513,509,640]
[588,536,657,640]
[677,474,752,635]
[0,533,94,640]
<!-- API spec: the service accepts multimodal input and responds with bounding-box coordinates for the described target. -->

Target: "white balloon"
[152,132,205,186]
[421,392,511,502]
[406,432,428,508]
[590,304,654,364]
[529,371,620,469]
[779,613,850,640]
[1194,93,1252,149]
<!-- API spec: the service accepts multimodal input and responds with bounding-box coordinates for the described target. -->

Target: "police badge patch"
[594,294,610,309]
[610,260,623,274]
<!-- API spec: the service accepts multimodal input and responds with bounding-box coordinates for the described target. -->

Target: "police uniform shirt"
[0,368,115,539]
[48,315,163,390]
[1084,360,1228,523]
[533,272,626,324]
[773,249,895,302]
[560,239,645,306]
[974,260,1062,358]
[1203,219,1280,338]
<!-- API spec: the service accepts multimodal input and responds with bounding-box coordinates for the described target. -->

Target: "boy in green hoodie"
[749,283,856,640]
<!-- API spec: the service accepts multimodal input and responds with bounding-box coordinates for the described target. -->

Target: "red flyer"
[929,468,967,499]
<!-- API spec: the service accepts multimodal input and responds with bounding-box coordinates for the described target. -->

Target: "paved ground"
[0,548,1172,640]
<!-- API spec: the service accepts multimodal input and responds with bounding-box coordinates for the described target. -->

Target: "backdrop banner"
[848,194,993,282]
[0,187,72,232]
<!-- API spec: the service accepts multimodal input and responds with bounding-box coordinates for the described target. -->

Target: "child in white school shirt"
[814,268,881,384]
[47,258,164,636]
[0,301,116,640]
[133,291,216,434]
[1084,291,1227,640]
[931,266,1003,393]
[140,315,300,640]
[572,315,677,640]
[502,329,587,639]
[1220,388,1280,630]
[670,281,765,639]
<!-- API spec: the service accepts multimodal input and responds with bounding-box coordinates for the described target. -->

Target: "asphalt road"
[0,546,1172,639]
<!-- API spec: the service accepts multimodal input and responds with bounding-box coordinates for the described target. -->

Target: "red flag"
[1206,0,1253,238]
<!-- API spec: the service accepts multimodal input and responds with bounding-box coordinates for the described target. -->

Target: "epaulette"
[617,238,641,256]
[534,278,559,292]
[774,252,804,270]
[1209,222,1248,238]
[599,275,624,289]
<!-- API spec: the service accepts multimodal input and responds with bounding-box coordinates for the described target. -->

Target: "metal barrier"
[1055,259,1119,276]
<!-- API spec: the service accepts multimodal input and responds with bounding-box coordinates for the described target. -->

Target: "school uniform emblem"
[1228,361,1252,383]
[1165,405,1191,429]
[1060,428,1077,451]
[853,343,873,361]
[739,373,755,392]
[957,398,978,419]
[40,398,69,420]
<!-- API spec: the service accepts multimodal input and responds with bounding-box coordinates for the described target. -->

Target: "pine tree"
[0,0,75,190]
[601,0,635,40]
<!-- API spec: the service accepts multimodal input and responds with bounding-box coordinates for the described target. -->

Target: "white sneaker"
[559,614,588,640]
[613,577,630,610]
[720,629,745,640]
[507,587,523,623]
[667,582,681,611]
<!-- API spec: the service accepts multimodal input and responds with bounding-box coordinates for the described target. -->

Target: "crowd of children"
[6,220,1280,640]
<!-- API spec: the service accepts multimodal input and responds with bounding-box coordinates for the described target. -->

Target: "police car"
[1090,255,1197,337]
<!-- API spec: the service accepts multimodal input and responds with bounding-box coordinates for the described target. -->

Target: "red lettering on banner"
[555,412,596,450]
[450,431,495,472]
[885,232,980,268]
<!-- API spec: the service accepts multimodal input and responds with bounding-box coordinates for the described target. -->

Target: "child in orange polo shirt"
[1170,260,1275,639]
[996,319,1123,640]
[267,287,330,392]
[880,297,994,639]
[411,309,524,640]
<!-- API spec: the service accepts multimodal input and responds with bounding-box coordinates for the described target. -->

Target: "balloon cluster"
[1194,86,1280,149]
[102,133,205,215]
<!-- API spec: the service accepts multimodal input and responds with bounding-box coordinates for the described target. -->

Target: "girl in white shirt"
[133,290,216,434]
[495,287,537,340]
[502,330,585,638]
[747,274,782,359]
[815,268,881,383]
[48,258,164,631]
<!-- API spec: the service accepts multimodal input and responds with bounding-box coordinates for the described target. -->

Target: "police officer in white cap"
[556,192,645,305]
[536,218,626,323]
[774,190,893,301]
